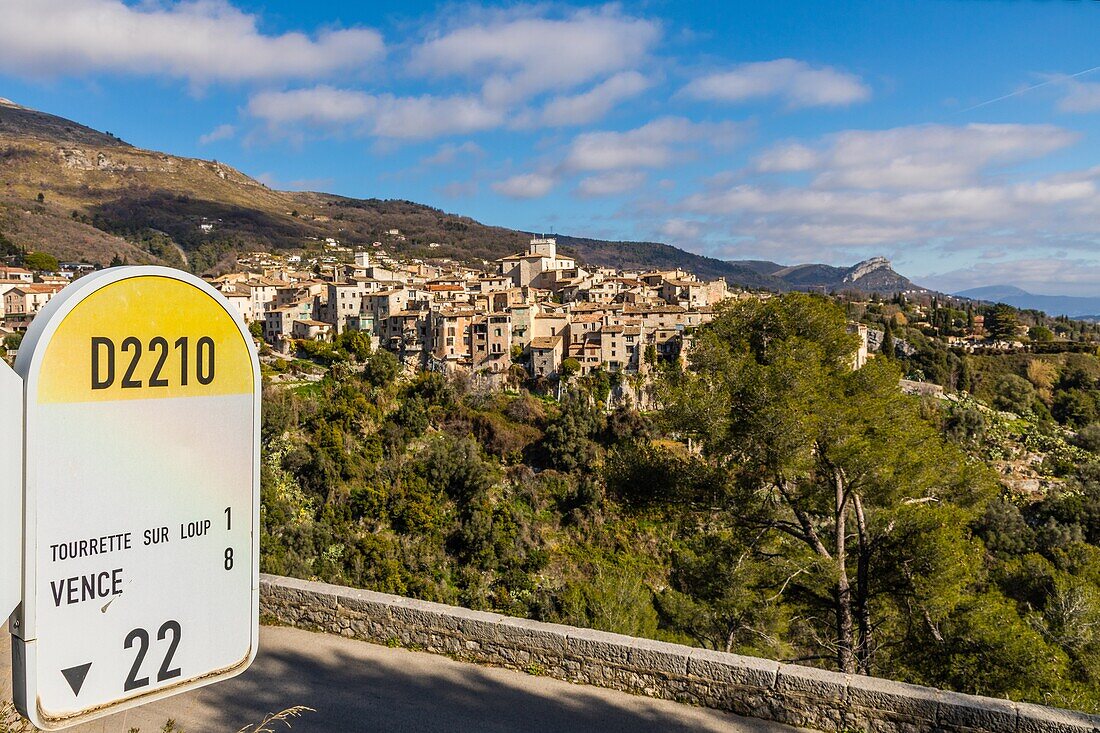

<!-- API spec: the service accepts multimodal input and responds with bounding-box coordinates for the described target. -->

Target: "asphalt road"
[2,625,803,733]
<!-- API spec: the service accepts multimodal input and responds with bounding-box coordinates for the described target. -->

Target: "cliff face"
[840,257,914,293]
[728,256,918,294]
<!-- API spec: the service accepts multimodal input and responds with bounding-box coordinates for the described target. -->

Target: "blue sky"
[2,1,1099,295]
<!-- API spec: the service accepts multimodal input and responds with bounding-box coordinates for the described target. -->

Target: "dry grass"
[0,702,32,733]
[1,701,314,733]
[236,706,315,733]
[0,198,156,266]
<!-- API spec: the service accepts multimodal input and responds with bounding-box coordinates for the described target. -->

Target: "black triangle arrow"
[61,663,92,696]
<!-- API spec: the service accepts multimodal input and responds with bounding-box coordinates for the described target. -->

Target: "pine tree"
[661,294,994,674]
[882,318,896,359]
[957,357,973,393]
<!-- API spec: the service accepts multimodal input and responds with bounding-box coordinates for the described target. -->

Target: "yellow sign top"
[36,276,254,403]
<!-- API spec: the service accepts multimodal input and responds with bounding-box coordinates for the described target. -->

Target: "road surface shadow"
[177,629,788,733]
[3,625,797,733]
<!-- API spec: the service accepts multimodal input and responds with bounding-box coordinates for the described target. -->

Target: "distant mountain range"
[0,97,920,293]
[956,285,1100,319]
[732,255,919,295]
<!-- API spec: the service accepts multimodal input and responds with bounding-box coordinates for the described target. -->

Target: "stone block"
[936,690,1016,733]
[771,664,849,730]
[687,647,779,690]
[453,607,506,644]
[494,616,568,654]
[626,637,690,676]
[564,626,635,666]
[1016,702,1100,733]
[387,596,463,633]
[846,673,939,730]
[333,586,395,616]
[775,663,849,703]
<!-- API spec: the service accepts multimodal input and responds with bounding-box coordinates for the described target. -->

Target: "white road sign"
[10,267,260,730]
[0,360,22,623]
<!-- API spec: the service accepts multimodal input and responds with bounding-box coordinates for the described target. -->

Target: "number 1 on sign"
[224,507,234,572]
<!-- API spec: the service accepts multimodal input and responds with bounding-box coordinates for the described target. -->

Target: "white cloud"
[660,218,702,241]
[576,171,647,197]
[1013,179,1097,204]
[198,123,236,145]
[0,0,384,83]
[247,87,502,139]
[564,117,746,172]
[533,72,651,127]
[248,86,374,125]
[679,173,1100,261]
[682,59,870,108]
[422,141,484,166]
[754,143,820,172]
[492,172,557,199]
[685,181,1095,225]
[1058,80,1100,113]
[675,120,1100,263]
[410,7,659,106]
[754,123,1078,189]
[370,95,502,139]
[498,116,744,202]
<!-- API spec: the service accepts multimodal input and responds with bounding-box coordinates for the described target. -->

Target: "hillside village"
[221,235,742,383]
[0,235,750,382]
[0,231,1084,387]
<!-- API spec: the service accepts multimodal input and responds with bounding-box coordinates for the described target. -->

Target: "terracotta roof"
[530,335,562,349]
[10,284,62,294]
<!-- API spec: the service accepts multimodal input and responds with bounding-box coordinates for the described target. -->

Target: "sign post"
[10,267,260,730]
[1,360,22,624]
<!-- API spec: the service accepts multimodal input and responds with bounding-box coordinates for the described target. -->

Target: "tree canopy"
[661,294,995,673]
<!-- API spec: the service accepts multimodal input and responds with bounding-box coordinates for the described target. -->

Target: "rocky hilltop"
[738,256,917,294]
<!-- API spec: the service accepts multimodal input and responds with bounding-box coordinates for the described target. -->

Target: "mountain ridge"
[0,98,918,292]
[956,284,1100,318]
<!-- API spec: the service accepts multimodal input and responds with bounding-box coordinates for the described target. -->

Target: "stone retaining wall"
[260,574,1099,733]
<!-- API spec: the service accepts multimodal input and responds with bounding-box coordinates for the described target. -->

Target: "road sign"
[10,267,260,730]
[1,360,22,623]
